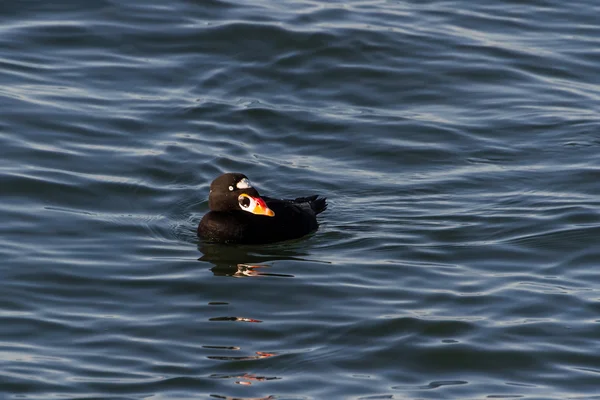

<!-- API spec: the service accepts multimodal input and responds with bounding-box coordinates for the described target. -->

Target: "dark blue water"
[2,1,600,399]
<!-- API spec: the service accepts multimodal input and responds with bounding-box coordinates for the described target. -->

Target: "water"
[2,0,600,398]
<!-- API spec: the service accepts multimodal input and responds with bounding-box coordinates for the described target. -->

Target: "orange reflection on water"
[211,264,294,278]
[210,395,277,400]
[209,316,262,323]
[207,351,277,361]
[235,372,281,386]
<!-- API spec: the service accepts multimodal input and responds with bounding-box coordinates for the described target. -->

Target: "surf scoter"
[198,173,327,244]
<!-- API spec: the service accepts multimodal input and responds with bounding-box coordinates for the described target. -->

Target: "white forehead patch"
[236,178,252,190]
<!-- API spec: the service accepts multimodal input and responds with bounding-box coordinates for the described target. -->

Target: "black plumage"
[198,173,327,244]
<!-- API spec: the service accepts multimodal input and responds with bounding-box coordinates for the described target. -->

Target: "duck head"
[208,173,275,217]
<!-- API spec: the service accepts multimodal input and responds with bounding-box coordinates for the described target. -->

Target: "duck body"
[198,173,327,244]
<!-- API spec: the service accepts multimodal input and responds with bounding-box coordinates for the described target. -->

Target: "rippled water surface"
[2,0,600,399]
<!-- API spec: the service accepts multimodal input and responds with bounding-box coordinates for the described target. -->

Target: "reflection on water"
[213,372,282,388]
[210,394,277,400]
[204,345,241,350]
[211,264,295,278]
[209,316,262,323]
[198,242,312,264]
[199,242,297,397]
[198,242,315,278]
[392,380,469,390]
[208,351,277,361]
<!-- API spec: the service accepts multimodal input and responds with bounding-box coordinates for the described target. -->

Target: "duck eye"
[228,185,234,191]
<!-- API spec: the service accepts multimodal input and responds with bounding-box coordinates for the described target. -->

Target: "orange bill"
[239,193,275,217]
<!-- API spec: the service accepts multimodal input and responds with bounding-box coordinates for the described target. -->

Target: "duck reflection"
[212,263,293,278]
[198,241,316,278]
[198,243,303,398]
[207,351,277,361]
[210,394,277,400]
[210,372,281,399]
[209,316,262,323]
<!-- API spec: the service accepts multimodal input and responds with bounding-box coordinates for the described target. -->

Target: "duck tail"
[292,195,328,214]
[313,197,327,214]
[310,196,327,214]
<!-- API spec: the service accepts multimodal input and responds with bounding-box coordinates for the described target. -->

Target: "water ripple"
[2,0,600,399]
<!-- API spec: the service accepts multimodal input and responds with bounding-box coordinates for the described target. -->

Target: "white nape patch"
[236,178,252,189]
